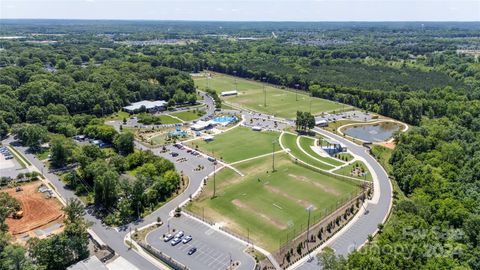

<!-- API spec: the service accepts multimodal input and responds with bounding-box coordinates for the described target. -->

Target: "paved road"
[2,135,255,270]
[295,127,392,269]
[3,96,391,270]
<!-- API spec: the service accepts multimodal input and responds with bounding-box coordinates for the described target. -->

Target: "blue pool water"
[213,116,237,124]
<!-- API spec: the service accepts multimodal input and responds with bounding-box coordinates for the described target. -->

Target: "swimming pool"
[212,116,237,124]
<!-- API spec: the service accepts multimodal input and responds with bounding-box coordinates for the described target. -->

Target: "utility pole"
[306,205,314,262]
[272,140,277,172]
[212,150,216,198]
[262,77,267,107]
[233,70,237,91]
[129,227,132,249]
[310,96,312,113]
[295,84,300,101]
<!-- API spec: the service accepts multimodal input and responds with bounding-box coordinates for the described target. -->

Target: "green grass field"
[187,153,361,251]
[281,133,334,170]
[188,126,280,163]
[169,110,203,122]
[194,74,347,118]
[297,136,344,166]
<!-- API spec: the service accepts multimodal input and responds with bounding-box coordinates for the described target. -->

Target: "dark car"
[188,247,197,255]
[170,152,179,157]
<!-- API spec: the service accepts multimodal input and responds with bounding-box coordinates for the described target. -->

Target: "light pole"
[306,205,314,262]
[233,70,237,91]
[262,77,267,108]
[309,96,312,113]
[272,139,278,172]
[212,150,217,199]
[294,84,300,101]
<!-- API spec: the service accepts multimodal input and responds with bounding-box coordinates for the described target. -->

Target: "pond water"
[342,122,403,142]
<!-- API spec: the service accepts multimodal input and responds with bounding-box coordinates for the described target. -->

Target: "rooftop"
[123,100,167,111]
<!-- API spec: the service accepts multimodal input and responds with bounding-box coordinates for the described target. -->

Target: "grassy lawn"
[107,110,131,121]
[169,110,203,122]
[157,114,182,124]
[323,119,365,134]
[187,153,361,251]
[280,133,334,170]
[194,73,347,119]
[188,126,280,163]
[370,145,394,174]
[35,150,50,161]
[335,152,354,162]
[333,161,373,182]
[297,136,344,166]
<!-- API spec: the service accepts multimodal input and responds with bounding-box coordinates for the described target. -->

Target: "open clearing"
[187,153,361,251]
[194,73,347,119]
[4,182,64,236]
[169,110,203,122]
[188,126,280,163]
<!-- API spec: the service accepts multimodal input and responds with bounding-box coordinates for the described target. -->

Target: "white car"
[182,235,192,244]
[163,233,173,242]
[171,237,181,246]
[174,231,184,238]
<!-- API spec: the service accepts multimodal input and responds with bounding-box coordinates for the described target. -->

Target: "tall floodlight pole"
[310,96,312,113]
[233,70,237,91]
[306,205,314,261]
[295,83,300,101]
[272,139,278,172]
[262,77,267,108]
[212,149,216,198]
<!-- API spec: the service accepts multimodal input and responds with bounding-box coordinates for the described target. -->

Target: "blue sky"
[1,0,479,21]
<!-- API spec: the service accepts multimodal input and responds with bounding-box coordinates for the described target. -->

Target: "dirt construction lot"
[4,182,64,235]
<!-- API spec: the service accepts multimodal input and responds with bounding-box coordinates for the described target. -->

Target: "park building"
[220,90,238,96]
[322,138,347,155]
[315,119,328,127]
[123,100,167,113]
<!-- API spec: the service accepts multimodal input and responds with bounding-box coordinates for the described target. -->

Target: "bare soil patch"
[4,182,64,235]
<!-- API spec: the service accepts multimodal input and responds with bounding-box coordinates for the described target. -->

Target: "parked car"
[188,247,197,255]
[171,237,181,246]
[163,233,173,242]
[174,231,184,238]
[207,157,216,162]
[170,152,179,157]
[182,235,192,244]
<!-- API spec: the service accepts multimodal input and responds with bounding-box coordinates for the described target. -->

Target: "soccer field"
[188,126,280,163]
[187,153,361,251]
[194,73,348,119]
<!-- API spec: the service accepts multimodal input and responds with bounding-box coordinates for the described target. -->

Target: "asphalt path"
[295,127,392,269]
[3,99,392,270]
[2,135,255,270]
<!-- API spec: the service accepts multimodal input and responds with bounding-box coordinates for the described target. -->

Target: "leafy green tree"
[93,170,119,209]
[50,135,76,168]
[317,247,347,270]
[12,123,48,150]
[114,132,135,155]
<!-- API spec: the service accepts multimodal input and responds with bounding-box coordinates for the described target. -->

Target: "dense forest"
[0,20,479,269]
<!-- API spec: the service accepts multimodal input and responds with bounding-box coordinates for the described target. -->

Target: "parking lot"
[146,215,253,270]
[0,146,30,179]
[315,110,373,123]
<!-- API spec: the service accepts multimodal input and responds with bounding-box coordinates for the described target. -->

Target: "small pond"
[342,122,403,142]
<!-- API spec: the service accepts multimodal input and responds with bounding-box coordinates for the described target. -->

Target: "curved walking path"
[290,127,392,270]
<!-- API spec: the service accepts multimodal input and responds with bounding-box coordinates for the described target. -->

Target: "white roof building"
[221,90,238,96]
[123,100,167,112]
